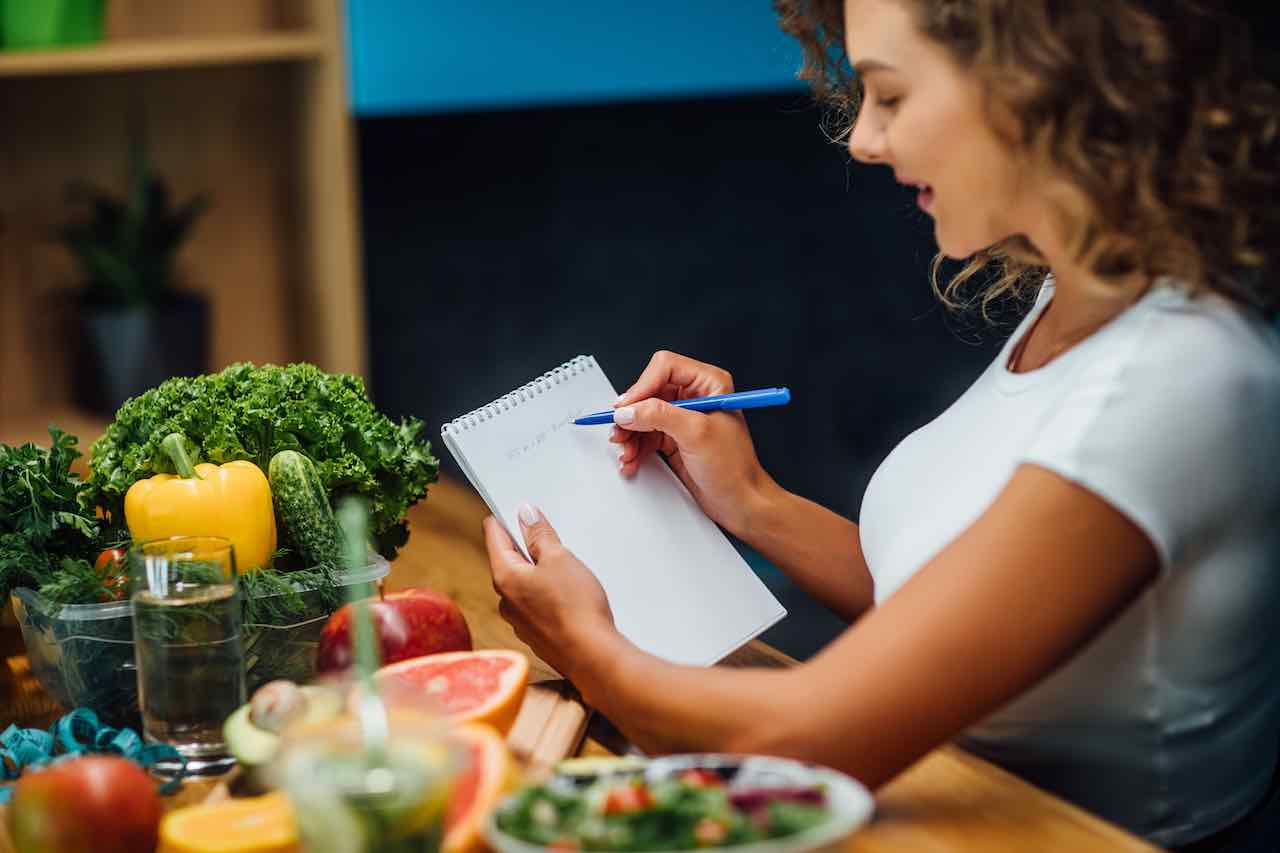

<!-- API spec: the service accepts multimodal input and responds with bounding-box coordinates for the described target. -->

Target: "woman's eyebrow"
[852,58,897,75]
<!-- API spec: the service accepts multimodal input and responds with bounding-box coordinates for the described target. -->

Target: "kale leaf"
[84,363,439,560]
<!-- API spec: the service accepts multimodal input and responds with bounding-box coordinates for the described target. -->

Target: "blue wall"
[347,2,807,117]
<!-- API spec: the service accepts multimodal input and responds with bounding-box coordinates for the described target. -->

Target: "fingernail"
[614,394,626,406]
[518,502,541,525]
[614,406,635,425]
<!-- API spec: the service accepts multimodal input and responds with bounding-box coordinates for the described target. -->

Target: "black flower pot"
[74,291,209,416]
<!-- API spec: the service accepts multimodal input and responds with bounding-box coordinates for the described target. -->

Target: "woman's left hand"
[483,504,616,679]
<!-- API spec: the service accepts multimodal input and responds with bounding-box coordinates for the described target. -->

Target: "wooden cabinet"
[0,0,364,424]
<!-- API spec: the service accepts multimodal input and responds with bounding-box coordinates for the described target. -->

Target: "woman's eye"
[877,96,901,109]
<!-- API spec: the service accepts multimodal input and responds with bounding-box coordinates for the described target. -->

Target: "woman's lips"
[898,175,935,213]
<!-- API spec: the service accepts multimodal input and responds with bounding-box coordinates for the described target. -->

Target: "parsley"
[0,428,111,605]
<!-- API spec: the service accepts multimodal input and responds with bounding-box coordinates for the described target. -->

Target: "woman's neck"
[1015,227,1151,370]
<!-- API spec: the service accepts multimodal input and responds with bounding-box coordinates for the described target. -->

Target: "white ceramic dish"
[483,753,875,853]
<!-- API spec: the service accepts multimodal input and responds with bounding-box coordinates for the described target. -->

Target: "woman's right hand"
[611,351,775,535]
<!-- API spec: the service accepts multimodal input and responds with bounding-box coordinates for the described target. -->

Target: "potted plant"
[59,131,212,415]
[1,0,107,50]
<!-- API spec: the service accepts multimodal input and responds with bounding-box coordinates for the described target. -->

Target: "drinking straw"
[336,497,387,760]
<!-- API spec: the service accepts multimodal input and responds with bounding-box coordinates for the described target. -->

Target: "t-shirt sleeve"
[1019,310,1277,572]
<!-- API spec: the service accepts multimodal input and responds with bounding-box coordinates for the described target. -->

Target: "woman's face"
[843,0,1030,258]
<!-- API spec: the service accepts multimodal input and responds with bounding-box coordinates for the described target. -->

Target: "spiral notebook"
[441,355,786,667]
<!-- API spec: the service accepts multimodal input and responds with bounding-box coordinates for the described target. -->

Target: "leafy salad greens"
[496,770,830,851]
[85,362,439,560]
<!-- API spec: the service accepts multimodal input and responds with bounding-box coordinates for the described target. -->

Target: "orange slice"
[158,792,298,853]
[376,649,530,736]
[444,723,521,853]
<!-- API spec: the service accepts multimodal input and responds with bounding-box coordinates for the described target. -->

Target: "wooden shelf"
[0,32,326,78]
[0,1,366,421]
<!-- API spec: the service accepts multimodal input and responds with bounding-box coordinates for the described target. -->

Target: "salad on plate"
[488,754,874,853]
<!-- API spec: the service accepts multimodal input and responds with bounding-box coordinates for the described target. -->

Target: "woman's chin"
[935,237,972,261]
[934,226,986,261]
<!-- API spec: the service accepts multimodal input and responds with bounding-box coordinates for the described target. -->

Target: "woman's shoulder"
[1101,279,1280,407]
[1022,280,1280,569]
[1028,277,1280,482]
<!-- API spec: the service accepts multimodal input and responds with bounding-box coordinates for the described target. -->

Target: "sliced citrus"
[375,649,530,736]
[158,792,299,853]
[444,723,521,853]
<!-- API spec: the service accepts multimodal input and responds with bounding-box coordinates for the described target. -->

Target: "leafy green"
[84,362,439,560]
[239,566,348,694]
[0,428,112,605]
[765,801,829,836]
[37,557,111,606]
[240,564,341,626]
[496,776,832,851]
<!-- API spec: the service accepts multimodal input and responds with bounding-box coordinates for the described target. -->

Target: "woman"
[483,1,1280,847]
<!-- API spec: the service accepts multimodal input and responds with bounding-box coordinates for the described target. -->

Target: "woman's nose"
[846,114,887,164]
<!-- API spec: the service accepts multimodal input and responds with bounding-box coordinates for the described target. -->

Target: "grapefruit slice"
[444,723,521,853]
[376,649,530,736]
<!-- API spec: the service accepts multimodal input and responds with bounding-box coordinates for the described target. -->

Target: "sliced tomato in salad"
[693,817,729,846]
[678,768,724,789]
[602,781,655,815]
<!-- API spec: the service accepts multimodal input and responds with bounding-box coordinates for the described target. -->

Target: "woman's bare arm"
[737,478,873,622]
[568,463,1158,785]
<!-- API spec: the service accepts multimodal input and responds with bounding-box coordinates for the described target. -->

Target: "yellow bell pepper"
[125,433,277,572]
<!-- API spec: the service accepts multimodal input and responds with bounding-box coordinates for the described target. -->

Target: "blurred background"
[3,2,1270,659]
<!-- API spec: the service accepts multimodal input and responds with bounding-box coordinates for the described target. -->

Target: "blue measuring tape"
[0,708,188,802]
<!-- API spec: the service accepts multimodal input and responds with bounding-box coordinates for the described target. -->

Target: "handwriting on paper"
[505,408,589,461]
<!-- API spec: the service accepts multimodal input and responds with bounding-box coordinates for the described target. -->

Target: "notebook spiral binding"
[441,355,597,434]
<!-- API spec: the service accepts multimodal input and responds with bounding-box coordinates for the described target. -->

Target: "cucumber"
[268,450,345,570]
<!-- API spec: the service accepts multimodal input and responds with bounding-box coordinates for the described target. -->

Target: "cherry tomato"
[93,548,124,573]
[694,818,729,846]
[94,548,128,601]
[679,768,723,788]
[602,782,654,815]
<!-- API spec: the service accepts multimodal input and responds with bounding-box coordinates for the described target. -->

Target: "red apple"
[316,587,472,674]
[8,756,162,853]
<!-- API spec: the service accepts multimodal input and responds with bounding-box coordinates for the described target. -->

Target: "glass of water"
[130,535,245,775]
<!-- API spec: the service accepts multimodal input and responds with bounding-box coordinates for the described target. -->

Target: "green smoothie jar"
[274,709,464,853]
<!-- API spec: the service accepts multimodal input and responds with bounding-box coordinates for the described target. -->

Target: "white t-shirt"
[858,277,1280,846]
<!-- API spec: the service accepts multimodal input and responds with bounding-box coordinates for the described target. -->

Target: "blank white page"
[442,355,785,666]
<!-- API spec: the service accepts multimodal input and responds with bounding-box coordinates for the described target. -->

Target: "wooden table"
[0,410,1161,851]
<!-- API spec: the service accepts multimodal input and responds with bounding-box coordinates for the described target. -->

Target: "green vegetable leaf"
[38,557,112,608]
[85,363,439,562]
[0,532,50,598]
[0,429,103,601]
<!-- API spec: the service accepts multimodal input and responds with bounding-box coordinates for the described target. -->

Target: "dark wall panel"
[357,93,1008,657]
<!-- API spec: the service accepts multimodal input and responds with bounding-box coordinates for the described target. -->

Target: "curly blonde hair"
[775,0,1280,318]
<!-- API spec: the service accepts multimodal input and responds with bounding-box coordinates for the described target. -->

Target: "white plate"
[483,753,875,853]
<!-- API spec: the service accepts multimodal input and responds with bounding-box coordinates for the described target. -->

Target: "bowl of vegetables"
[11,555,389,724]
[1,362,441,725]
[485,754,874,853]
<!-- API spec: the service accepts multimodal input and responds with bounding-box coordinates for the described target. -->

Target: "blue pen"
[573,388,791,425]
